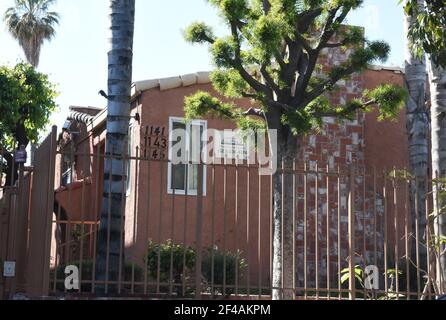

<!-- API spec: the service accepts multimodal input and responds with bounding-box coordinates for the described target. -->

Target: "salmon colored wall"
[363,68,411,259]
[363,68,409,171]
[124,84,273,286]
[53,68,414,288]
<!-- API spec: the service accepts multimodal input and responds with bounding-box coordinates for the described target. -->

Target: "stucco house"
[51,59,410,292]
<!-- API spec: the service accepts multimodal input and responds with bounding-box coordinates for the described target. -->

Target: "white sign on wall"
[3,261,16,278]
[215,131,248,160]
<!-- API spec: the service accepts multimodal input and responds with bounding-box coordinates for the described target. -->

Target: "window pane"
[188,164,198,191]
[172,121,186,164]
[170,120,187,192]
[189,123,203,164]
[171,164,186,191]
[188,123,205,192]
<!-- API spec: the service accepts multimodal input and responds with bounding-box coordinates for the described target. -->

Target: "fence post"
[195,163,204,300]
[41,126,57,297]
[348,168,356,300]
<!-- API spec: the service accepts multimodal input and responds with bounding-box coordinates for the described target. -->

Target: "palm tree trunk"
[272,130,300,300]
[404,0,429,284]
[96,0,135,296]
[428,60,446,294]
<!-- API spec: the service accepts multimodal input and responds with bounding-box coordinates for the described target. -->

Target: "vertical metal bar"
[117,150,126,294]
[304,162,308,299]
[383,168,388,299]
[362,167,367,299]
[144,148,152,296]
[258,161,263,299]
[291,159,296,300]
[434,171,445,294]
[53,157,63,293]
[315,162,319,299]
[414,175,421,299]
[194,163,204,300]
[156,160,164,295]
[182,162,189,297]
[404,169,410,300]
[209,161,215,297]
[131,147,140,295]
[91,146,101,293]
[66,145,75,274]
[246,163,251,297]
[373,167,377,283]
[281,158,284,298]
[104,145,113,294]
[169,160,176,297]
[79,174,86,293]
[223,164,227,296]
[269,170,273,297]
[326,165,331,299]
[425,174,432,300]
[337,166,342,300]
[348,168,356,300]
[393,169,400,298]
[235,162,239,297]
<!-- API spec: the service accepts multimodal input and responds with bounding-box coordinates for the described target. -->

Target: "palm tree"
[4,0,59,165]
[428,60,446,294]
[403,0,429,284]
[4,0,59,68]
[95,0,135,295]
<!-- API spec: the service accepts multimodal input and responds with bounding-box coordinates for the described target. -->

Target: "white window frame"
[167,117,207,196]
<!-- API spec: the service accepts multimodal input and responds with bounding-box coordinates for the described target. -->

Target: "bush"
[145,240,196,295]
[201,248,247,295]
[145,241,249,297]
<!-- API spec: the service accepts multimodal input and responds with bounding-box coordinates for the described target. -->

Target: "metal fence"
[1,129,445,300]
[46,144,445,300]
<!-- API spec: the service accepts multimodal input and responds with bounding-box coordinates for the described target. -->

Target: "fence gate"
[0,127,57,300]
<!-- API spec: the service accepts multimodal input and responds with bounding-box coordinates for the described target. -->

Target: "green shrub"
[145,240,196,294]
[201,248,247,295]
[145,241,249,297]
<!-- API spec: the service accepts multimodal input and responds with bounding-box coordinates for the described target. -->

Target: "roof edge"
[132,72,211,97]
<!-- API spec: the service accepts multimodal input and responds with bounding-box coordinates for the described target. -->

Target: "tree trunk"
[96,0,135,296]
[404,0,429,283]
[272,128,301,300]
[428,60,446,294]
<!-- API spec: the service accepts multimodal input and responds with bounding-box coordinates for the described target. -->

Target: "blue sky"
[0,0,405,138]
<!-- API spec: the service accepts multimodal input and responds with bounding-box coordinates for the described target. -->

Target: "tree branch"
[303,65,356,106]
[228,20,273,99]
[295,32,313,53]
[243,107,266,119]
[314,99,374,117]
[295,6,351,104]
[260,64,282,97]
